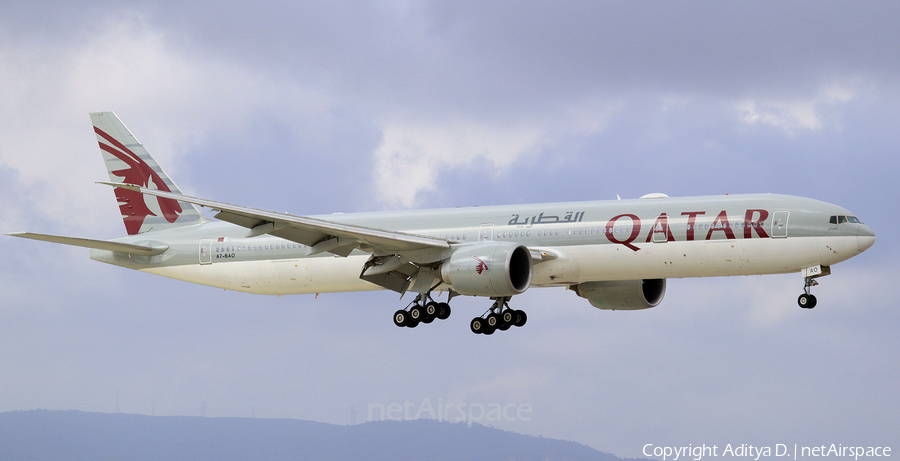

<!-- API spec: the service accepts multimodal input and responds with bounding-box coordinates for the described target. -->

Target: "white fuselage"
[142,236,858,296]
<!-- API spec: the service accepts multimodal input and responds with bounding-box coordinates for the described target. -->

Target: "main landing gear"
[470,297,526,335]
[393,293,451,328]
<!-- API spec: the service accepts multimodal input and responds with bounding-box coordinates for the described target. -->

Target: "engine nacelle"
[440,241,533,297]
[573,279,666,310]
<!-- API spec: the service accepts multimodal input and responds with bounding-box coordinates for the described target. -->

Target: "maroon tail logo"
[474,257,489,274]
[95,127,183,235]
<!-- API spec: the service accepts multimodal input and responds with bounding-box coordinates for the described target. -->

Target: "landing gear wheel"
[421,302,437,324]
[486,313,500,329]
[514,310,527,327]
[498,310,513,331]
[407,305,423,328]
[393,310,409,327]
[437,303,451,320]
[798,294,817,309]
[470,317,484,334]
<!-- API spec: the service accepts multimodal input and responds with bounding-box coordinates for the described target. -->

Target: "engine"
[573,279,666,310]
[440,241,533,297]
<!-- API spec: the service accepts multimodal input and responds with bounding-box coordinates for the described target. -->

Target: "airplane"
[7,112,876,334]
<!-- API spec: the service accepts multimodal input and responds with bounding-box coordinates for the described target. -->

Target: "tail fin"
[90,112,206,235]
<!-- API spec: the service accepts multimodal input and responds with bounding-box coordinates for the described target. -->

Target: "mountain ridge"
[0,409,651,461]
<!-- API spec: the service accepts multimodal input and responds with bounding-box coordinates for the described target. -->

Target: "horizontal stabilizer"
[7,232,168,255]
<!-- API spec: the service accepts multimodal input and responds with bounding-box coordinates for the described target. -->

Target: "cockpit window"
[831,215,863,224]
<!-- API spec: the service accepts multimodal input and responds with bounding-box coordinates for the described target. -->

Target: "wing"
[100,182,450,258]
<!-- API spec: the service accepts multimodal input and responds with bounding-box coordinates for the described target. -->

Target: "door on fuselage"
[199,238,213,264]
[479,223,494,242]
[772,211,790,238]
[651,221,669,243]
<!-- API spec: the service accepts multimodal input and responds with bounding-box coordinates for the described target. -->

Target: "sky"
[1,1,898,458]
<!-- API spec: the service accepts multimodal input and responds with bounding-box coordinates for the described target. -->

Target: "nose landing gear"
[798,275,818,308]
[798,265,830,309]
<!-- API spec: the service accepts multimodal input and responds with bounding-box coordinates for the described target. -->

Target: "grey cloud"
[13,1,898,113]
[149,1,900,107]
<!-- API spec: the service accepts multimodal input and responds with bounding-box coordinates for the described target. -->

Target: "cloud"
[734,80,859,134]
[373,121,542,207]
[372,96,623,207]
[0,13,335,233]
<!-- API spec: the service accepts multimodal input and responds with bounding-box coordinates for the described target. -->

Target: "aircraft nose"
[857,224,876,252]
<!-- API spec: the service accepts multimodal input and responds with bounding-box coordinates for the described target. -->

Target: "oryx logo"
[474,256,489,274]
[94,126,183,235]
